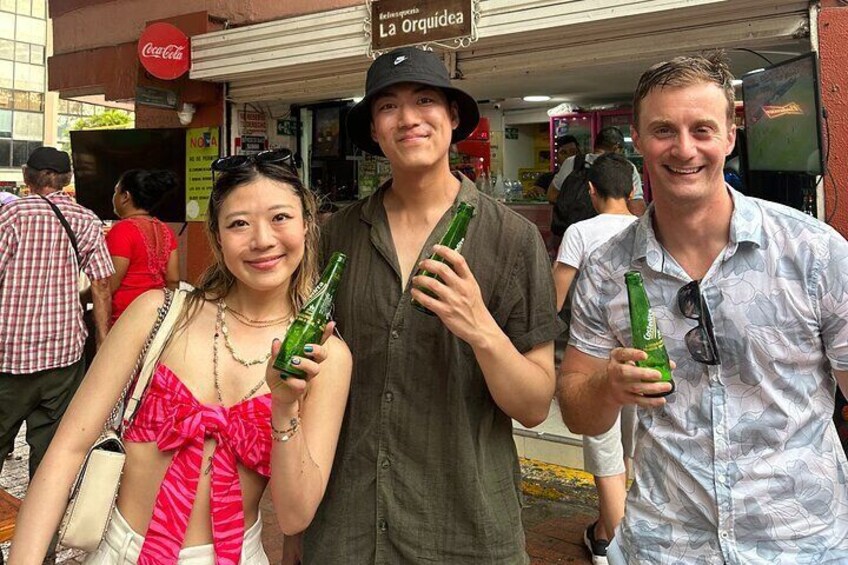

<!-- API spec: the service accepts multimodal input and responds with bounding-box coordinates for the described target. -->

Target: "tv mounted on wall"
[71,128,187,222]
[742,52,825,175]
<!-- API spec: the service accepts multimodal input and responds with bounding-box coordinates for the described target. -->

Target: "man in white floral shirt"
[558,52,848,564]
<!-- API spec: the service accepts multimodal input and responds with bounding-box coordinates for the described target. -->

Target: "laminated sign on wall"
[238,110,268,135]
[185,127,220,222]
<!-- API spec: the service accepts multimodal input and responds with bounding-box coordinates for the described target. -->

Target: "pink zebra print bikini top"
[123,363,272,565]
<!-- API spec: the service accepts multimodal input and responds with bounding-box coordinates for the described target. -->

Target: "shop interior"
[65,37,824,261]
[231,39,822,257]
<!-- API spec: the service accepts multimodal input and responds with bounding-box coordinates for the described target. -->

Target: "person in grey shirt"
[547,127,646,217]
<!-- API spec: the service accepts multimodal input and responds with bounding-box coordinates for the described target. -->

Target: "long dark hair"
[182,163,319,324]
[117,169,178,213]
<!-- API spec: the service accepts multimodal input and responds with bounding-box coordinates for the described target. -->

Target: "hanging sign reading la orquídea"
[369,0,474,52]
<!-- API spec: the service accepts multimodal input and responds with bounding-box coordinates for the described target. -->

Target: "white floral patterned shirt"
[570,188,848,564]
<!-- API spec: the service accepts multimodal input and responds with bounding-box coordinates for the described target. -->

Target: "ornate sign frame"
[364,0,481,57]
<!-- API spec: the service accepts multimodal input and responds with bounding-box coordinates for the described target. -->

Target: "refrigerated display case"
[454,117,491,181]
[549,108,649,199]
[549,113,593,169]
[597,109,643,181]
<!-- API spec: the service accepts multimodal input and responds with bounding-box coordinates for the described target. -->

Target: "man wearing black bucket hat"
[294,47,563,564]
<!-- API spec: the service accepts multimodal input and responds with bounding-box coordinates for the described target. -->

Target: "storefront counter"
[505,201,556,258]
[505,201,551,227]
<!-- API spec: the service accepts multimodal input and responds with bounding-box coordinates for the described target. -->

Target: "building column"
[819,1,848,237]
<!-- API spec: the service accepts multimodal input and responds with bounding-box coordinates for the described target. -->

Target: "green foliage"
[71,110,134,131]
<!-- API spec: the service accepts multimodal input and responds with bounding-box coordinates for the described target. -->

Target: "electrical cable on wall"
[732,47,774,66]
[823,106,839,222]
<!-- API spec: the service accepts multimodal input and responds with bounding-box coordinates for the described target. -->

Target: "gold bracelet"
[271,416,301,443]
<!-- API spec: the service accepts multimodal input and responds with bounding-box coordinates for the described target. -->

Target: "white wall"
[503,108,550,180]
[504,124,539,181]
[504,108,551,126]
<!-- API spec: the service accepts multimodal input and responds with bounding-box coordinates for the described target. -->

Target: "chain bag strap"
[58,288,186,551]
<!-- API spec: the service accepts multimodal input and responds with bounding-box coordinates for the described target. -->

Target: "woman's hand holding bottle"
[265,322,336,406]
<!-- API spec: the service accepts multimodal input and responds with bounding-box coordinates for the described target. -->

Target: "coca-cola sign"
[138,22,190,80]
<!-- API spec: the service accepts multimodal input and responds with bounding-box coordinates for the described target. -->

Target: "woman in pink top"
[11,153,353,564]
[107,169,180,326]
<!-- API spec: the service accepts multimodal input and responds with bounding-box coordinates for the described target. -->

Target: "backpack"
[551,153,596,236]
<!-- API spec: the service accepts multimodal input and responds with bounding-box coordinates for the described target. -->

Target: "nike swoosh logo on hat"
[393,55,408,65]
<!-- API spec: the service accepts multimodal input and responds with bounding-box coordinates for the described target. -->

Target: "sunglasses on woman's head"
[210,149,296,174]
[677,280,722,365]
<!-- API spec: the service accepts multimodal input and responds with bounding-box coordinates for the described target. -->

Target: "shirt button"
[719,530,729,539]
[717,475,726,485]
[378,519,388,532]
[381,458,391,469]
[391,330,400,339]
[384,391,394,402]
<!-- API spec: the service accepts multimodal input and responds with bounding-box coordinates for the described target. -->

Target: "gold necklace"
[224,303,291,328]
[218,301,272,367]
[213,301,271,405]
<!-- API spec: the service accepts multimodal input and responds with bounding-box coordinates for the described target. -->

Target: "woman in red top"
[107,169,180,325]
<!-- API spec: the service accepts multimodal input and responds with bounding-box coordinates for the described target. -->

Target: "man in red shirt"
[0,147,113,481]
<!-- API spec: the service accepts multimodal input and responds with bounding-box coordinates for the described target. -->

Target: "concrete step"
[514,399,586,471]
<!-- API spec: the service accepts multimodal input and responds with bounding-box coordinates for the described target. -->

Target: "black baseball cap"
[26,147,71,174]
[346,47,480,156]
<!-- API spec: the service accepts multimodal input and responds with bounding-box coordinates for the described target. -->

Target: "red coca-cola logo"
[140,43,186,60]
[138,22,190,80]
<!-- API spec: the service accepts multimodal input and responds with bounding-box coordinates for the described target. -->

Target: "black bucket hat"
[346,47,480,156]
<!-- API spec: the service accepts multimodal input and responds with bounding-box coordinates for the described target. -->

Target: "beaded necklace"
[213,301,291,405]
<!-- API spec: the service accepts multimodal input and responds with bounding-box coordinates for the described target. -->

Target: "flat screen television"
[742,52,824,175]
[71,128,187,222]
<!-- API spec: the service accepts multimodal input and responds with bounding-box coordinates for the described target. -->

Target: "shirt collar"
[41,190,70,201]
[632,185,764,268]
[360,172,479,226]
[727,186,764,248]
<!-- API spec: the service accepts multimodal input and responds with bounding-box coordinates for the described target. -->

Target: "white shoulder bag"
[57,288,187,551]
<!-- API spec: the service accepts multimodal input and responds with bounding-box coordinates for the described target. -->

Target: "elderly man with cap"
[0,146,113,484]
[287,47,563,564]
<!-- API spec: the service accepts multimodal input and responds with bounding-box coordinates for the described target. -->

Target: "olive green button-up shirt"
[304,175,563,564]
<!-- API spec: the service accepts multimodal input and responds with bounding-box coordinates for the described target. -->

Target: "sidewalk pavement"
[1,429,596,564]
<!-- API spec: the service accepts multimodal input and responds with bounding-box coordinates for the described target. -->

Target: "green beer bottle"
[274,251,347,379]
[411,201,475,315]
[625,270,675,397]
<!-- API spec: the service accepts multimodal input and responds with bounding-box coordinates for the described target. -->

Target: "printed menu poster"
[185,127,220,221]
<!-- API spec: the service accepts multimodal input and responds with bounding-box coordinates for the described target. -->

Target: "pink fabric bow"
[124,364,271,565]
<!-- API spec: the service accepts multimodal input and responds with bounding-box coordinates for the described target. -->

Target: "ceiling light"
[523,95,551,102]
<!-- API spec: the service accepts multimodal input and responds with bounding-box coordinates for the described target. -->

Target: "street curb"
[520,457,597,506]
